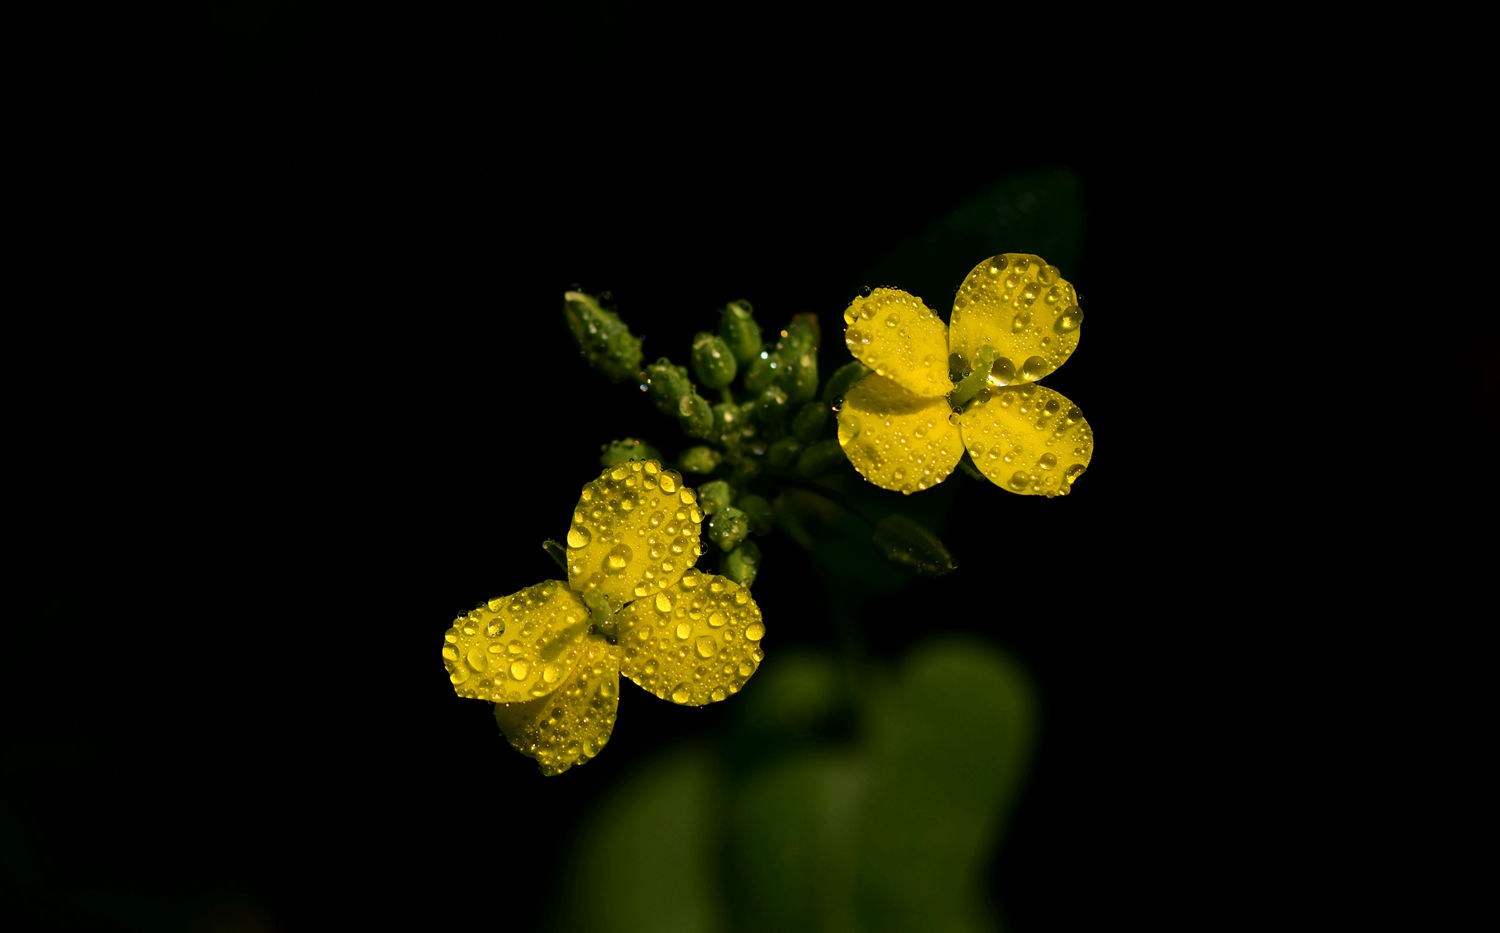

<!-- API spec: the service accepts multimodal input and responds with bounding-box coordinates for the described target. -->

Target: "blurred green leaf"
[724,752,864,933]
[854,639,1037,933]
[856,170,1083,312]
[556,748,726,933]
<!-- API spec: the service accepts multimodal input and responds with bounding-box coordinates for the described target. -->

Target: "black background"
[5,3,1284,931]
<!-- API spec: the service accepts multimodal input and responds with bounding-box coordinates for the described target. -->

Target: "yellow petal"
[441,581,592,703]
[836,373,965,494]
[959,384,1094,497]
[566,460,704,610]
[493,634,621,776]
[948,253,1083,386]
[615,568,764,706]
[841,288,952,399]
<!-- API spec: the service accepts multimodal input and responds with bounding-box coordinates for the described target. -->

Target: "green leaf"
[854,640,1037,933]
[556,748,726,933]
[871,514,957,577]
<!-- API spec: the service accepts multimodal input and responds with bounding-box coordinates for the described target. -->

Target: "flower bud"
[677,393,714,439]
[717,300,763,367]
[791,401,831,444]
[707,506,750,551]
[822,360,870,407]
[766,436,801,469]
[678,446,722,474]
[795,438,844,477]
[736,493,773,534]
[599,438,663,466]
[721,539,762,587]
[690,331,737,389]
[698,479,734,515]
[563,290,643,384]
[645,358,691,417]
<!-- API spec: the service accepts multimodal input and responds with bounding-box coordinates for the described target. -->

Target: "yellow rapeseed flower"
[837,253,1095,497]
[441,459,766,775]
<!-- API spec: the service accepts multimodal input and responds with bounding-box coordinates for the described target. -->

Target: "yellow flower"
[441,459,766,775]
[836,253,1095,497]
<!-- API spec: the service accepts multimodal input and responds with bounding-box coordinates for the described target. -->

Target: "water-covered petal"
[566,459,704,610]
[441,581,592,703]
[841,288,952,399]
[615,568,765,706]
[493,634,621,776]
[948,253,1082,386]
[959,384,1094,497]
[836,374,964,495]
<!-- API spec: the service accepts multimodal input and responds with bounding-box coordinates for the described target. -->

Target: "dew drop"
[606,543,632,572]
[671,685,691,705]
[509,660,529,680]
[675,621,692,640]
[1054,305,1084,333]
[711,687,726,702]
[1038,452,1058,470]
[987,357,1016,387]
[449,667,468,685]
[659,474,677,494]
[442,645,459,662]
[567,526,590,548]
[1020,356,1050,381]
[466,648,488,671]
[1008,472,1032,491]
[745,621,765,641]
[695,636,716,658]
[1065,463,1087,485]
[656,593,672,612]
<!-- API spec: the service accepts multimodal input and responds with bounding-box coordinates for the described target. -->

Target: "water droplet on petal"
[695,636,716,658]
[1020,356,1050,381]
[566,526,590,548]
[988,357,1016,387]
[509,660,529,680]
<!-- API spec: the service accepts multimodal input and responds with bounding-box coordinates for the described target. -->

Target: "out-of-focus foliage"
[552,639,1035,933]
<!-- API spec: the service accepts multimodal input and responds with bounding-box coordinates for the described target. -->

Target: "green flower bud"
[736,493,773,534]
[707,506,750,551]
[563,290,643,383]
[767,436,801,470]
[872,514,957,577]
[721,539,762,587]
[690,332,737,389]
[731,457,762,488]
[599,438,663,467]
[678,446,722,474]
[743,353,777,395]
[677,393,714,439]
[698,479,734,515]
[717,300,763,367]
[713,401,746,446]
[822,360,870,406]
[795,438,844,477]
[645,358,692,417]
[780,349,819,405]
[791,401,831,443]
[777,313,820,356]
[755,384,789,426]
